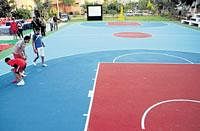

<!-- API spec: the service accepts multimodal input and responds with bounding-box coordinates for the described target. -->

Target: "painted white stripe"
[113,52,194,64]
[88,90,94,98]
[141,99,200,130]
[84,63,100,131]
[83,114,88,117]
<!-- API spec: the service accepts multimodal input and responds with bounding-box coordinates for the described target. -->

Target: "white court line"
[141,99,200,130]
[84,63,100,131]
[88,90,94,97]
[83,114,88,117]
[112,52,194,64]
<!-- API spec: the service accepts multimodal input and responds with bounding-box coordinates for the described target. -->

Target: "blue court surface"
[0,21,200,131]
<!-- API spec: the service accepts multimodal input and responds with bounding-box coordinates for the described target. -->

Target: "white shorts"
[37,47,45,57]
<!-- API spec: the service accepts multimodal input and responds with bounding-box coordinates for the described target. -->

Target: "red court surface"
[113,32,152,38]
[0,44,12,52]
[87,63,200,131]
[107,22,141,26]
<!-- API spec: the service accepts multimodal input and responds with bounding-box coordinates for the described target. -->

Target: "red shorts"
[10,29,18,35]
[13,65,26,73]
[13,53,26,60]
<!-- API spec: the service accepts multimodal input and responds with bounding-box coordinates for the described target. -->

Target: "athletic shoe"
[17,79,25,86]
[21,72,27,77]
[33,62,37,66]
[21,73,27,77]
[42,64,48,67]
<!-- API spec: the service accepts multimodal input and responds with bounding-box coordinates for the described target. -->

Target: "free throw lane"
[87,63,200,131]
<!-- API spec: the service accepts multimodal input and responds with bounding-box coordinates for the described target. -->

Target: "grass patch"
[0,29,32,44]
[0,47,13,59]
[69,15,174,22]
[124,15,174,21]
[0,39,18,45]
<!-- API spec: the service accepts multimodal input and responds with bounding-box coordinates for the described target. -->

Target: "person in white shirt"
[13,35,31,60]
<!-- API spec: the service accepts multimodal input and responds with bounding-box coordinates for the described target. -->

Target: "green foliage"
[8,0,16,10]
[108,9,117,16]
[0,0,12,17]
[12,8,31,19]
[147,0,155,11]
[138,0,148,10]
[60,0,75,6]
[124,2,137,12]
[107,1,121,13]
[33,0,52,19]
[125,15,173,21]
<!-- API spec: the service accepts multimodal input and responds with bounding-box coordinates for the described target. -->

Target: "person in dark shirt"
[17,21,23,39]
[31,17,39,33]
[40,17,46,36]
[53,15,59,30]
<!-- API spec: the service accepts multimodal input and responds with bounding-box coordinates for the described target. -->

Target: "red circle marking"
[107,22,141,26]
[114,32,152,38]
[0,44,12,51]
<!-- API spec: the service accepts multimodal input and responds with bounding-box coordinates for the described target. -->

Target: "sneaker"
[33,62,37,66]
[21,72,27,77]
[21,73,27,77]
[42,64,48,67]
[17,79,25,86]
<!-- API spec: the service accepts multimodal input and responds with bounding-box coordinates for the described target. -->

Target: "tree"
[61,0,75,6]
[124,2,138,12]
[107,0,121,13]
[59,0,75,14]
[12,8,31,19]
[103,0,109,14]
[8,0,16,10]
[138,0,148,10]
[147,0,155,11]
[0,0,12,17]
[80,1,96,14]
[33,0,51,18]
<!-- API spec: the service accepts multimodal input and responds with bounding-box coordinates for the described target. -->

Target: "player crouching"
[5,57,26,86]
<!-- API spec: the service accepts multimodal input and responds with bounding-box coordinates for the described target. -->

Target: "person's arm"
[40,35,45,47]
[42,42,45,47]
[13,64,20,74]
[32,35,37,53]
[20,42,26,59]
[21,49,27,59]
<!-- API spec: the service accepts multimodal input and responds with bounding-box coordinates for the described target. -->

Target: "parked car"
[133,10,143,16]
[125,10,134,16]
[60,14,70,22]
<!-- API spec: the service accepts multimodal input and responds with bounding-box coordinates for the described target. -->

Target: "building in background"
[50,0,85,15]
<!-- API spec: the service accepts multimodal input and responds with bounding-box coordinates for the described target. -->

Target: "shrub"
[12,8,31,19]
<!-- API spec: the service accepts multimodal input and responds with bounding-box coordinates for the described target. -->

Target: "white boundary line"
[84,63,100,131]
[141,99,200,130]
[113,52,194,64]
